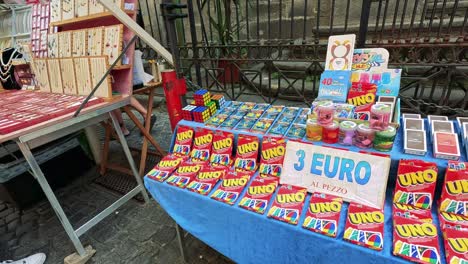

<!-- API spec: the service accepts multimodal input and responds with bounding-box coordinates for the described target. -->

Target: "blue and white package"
[376,69,401,97]
[317,70,352,102]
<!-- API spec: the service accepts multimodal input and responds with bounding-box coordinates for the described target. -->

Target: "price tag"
[281,141,390,209]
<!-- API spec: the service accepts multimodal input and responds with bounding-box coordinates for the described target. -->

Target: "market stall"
[144,34,468,264]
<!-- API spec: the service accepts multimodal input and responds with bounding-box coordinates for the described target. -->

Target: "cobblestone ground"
[1,96,233,264]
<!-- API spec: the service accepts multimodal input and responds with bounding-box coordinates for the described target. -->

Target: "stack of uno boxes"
[181,90,226,122]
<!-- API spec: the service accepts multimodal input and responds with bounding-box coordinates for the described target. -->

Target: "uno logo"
[159,159,181,168]
[446,180,468,195]
[194,134,213,147]
[177,130,193,142]
[177,165,202,174]
[261,145,285,160]
[348,211,384,225]
[347,93,375,106]
[276,191,306,204]
[213,138,232,150]
[397,169,437,187]
[198,171,223,180]
[439,211,468,223]
[395,223,437,238]
[248,183,276,195]
[309,201,341,213]
[223,176,249,187]
[448,238,468,253]
[238,141,259,155]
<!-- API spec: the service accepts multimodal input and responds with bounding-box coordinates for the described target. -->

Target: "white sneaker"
[1,253,46,264]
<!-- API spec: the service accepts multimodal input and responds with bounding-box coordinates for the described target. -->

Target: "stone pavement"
[1,97,233,264]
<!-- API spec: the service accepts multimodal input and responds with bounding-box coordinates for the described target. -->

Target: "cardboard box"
[378,96,396,104]
[433,132,460,160]
[404,129,427,156]
[404,118,424,131]
[402,113,421,120]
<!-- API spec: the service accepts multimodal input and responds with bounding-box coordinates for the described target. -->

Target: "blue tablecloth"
[145,119,460,264]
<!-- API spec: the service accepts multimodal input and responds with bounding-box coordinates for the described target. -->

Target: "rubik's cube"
[182,105,197,121]
[207,101,217,115]
[193,106,211,123]
[194,89,211,106]
[211,94,226,109]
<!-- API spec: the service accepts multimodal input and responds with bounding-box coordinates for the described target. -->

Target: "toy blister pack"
[236,118,257,131]
[287,124,306,139]
[277,113,296,123]
[266,105,284,115]
[245,110,264,119]
[210,131,235,168]
[302,193,343,237]
[443,228,468,264]
[238,176,279,214]
[172,126,194,157]
[393,215,441,264]
[251,118,274,134]
[211,170,254,205]
[166,160,208,189]
[234,135,260,172]
[258,137,286,178]
[347,82,377,120]
[206,114,228,127]
[392,203,433,223]
[282,107,299,116]
[253,103,269,111]
[394,160,438,210]
[440,161,468,216]
[267,184,308,225]
[239,102,256,111]
[268,122,290,136]
[186,165,227,196]
[190,128,214,162]
[438,211,468,237]
[219,116,242,129]
[146,154,188,182]
[344,203,384,251]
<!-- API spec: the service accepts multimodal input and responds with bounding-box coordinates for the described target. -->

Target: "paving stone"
[151,226,176,246]
[0,207,15,218]
[128,220,159,243]
[20,211,37,224]
[15,221,34,237]
[7,219,19,231]
[0,202,6,211]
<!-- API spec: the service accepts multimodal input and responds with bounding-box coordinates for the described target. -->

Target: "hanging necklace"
[0,49,17,72]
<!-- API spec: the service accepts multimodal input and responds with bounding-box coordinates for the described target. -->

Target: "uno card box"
[443,228,468,264]
[172,126,194,157]
[234,135,260,173]
[438,211,468,237]
[146,154,188,182]
[405,118,425,131]
[186,165,227,196]
[347,82,377,120]
[267,184,307,225]
[344,203,384,251]
[166,160,208,189]
[258,137,286,178]
[190,128,214,162]
[302,193,343,238]
[440,161,468,216]
[394,160,438,210]
[393,203,433,223]
[238,176,279,214]
[210,131,234,168]
[211,170,254,205]
[433,132,460,160]
[392,216,441,264]
[404,130,427,156]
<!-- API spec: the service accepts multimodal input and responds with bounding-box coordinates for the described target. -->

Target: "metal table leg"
[109,111,150,203]
[16,140,87,257]
[175,223,187,263]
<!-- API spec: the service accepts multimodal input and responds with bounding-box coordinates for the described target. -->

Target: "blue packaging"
[317,70,352,102]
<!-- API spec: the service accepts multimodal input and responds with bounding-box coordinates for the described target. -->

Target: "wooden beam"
[98,0,174,66]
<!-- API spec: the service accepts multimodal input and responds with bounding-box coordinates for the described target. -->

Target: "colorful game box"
[166,160,208,189]
[234,135,260,173]
[302,193,343,237]
[172,126,194,157]
[146,154,188,182]
[210,131,235,168]
[393,215,441,264]
[190,128,214,162]
[344,203,384,251]
[394,160,438,210]
[258,137,286,178]
[211,170,253,205]
[267,185,308,225]
[238,176,279,214]
[438,211,468,237]
[186,165,227,196]
[317,70,352,103]
[440,161,468,216]
[443,228,468,264]
[433,132,460,160]
[347,82,377,120]
[393,203,433,223]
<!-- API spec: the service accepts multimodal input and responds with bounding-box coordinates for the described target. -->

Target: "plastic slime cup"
[339,120,357,146]
[306,118,322,141]
[323,121,339,144]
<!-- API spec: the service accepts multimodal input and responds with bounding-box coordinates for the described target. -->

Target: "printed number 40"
[294,150,305,171]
